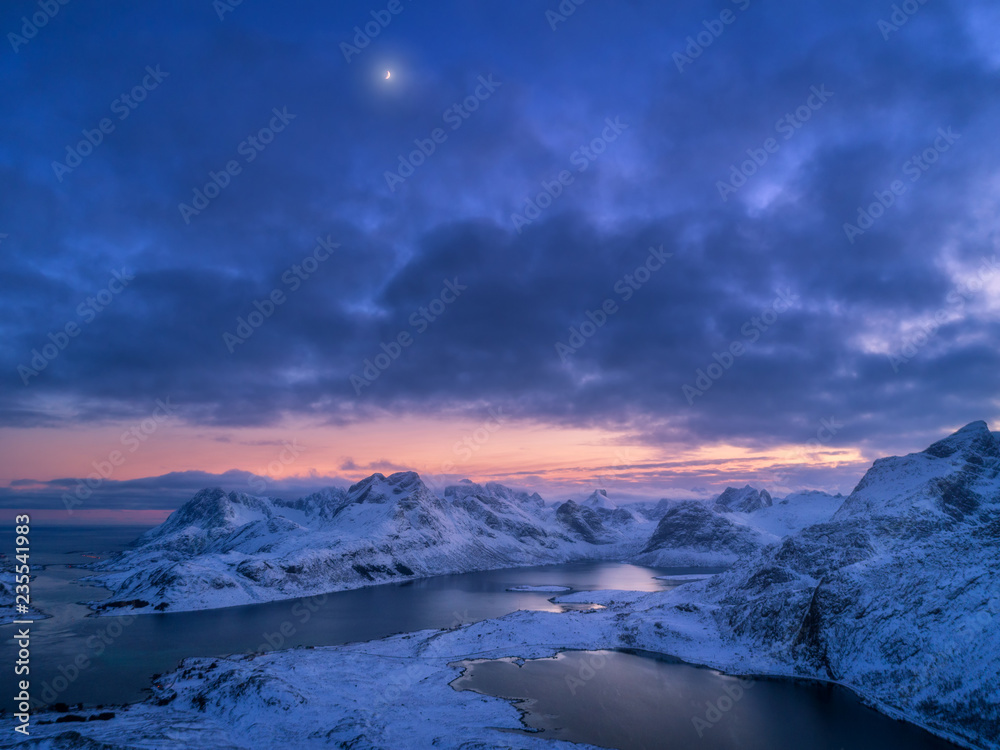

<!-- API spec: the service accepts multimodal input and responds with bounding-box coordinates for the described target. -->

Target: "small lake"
[1,525,713,707]
[452,649,959,750]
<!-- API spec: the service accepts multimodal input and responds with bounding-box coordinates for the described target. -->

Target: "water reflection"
[452,650,960,750]
[2,526,707,708]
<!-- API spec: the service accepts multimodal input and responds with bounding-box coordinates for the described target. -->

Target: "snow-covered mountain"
[690,420,1000,748]
[90,472,848,614]
[748,489,844,537]
[713,484,773,512]
[582,488,617,511]
[89,473,653,613]
[632,500,766,566]
[632,486,843,567]
[550,488,647,547]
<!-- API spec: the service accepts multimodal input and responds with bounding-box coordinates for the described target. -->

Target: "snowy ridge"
[632,500,766,566]
[713,484,773,513]
[582,488,617,510]
[695,420,1000,748]
[90,476,842,614]
[89,474,652,614]
[743,489,844,538]
[632,487,842,566]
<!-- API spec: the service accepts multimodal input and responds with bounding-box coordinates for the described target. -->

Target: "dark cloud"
[1,0,998,466]
[0,470,347,511]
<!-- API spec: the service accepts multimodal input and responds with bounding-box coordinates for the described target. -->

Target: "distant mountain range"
[28,421,1000,750]
[86,475,841,614]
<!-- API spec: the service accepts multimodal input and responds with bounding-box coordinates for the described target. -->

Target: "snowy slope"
[89,473,651,614]
[748,489,844,537]
[89,474,843,614]
[693,420,1000,748]
[582,488,617,510]
[632,487,842,567]
[714,484,773,512]
[631,500,767,566]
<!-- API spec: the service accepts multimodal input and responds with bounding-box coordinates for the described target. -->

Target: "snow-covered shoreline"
[15,586,987,750]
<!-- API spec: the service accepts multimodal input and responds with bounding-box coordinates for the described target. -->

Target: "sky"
[2,0,999,522]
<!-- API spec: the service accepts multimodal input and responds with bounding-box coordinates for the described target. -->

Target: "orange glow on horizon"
[0,412,870,503]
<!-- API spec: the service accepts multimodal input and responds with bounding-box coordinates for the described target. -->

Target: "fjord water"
[453,650,959,750]
[2,525,707,707]
[3,527,960,750]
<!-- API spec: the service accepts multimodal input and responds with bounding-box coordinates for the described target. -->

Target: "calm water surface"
[2,527,960,750]
[1,525,707,707]
[452,650,960,750]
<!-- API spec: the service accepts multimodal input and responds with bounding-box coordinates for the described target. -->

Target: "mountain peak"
[838,419,1000,523]
[583,489,617,510]
[385,470,424,488]
[442,480,541,508]
[345,471,433,505]
[714,485,773,513]
[443,479,486,501]
[923,420,998,459]
[149,486,276,540]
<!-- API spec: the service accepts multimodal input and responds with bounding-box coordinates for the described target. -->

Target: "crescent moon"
[385,70,391,80]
